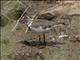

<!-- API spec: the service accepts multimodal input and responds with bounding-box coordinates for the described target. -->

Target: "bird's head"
[19,15,33,27]
[26,19,33,27]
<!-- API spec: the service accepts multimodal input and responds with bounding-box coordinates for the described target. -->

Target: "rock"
[38,13,56,21]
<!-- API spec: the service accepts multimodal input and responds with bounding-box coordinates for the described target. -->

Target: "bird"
[26,18,51,45]
[24,15,53,46]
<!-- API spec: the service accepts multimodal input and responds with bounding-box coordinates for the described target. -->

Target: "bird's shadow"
[19,40,65,48]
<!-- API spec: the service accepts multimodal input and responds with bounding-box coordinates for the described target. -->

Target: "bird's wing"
[30,26,51,33]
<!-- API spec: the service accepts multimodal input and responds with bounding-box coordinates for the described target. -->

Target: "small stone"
[38,13,56,20]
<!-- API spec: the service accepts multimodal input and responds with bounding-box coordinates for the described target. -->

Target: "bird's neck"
[28,27,31,31]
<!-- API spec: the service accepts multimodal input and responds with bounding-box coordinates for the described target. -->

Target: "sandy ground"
[1,1,80,60]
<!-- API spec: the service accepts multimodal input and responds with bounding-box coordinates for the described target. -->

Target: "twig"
[12,6,30,31]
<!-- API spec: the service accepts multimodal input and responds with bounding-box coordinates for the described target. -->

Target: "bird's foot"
[36,42,46,49]
[43,42,46,46]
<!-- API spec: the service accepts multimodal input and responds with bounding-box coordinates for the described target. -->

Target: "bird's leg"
[43,33,46,46]
[39,35,42,44]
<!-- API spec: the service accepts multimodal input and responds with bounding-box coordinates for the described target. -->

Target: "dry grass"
[1,1,80,60]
